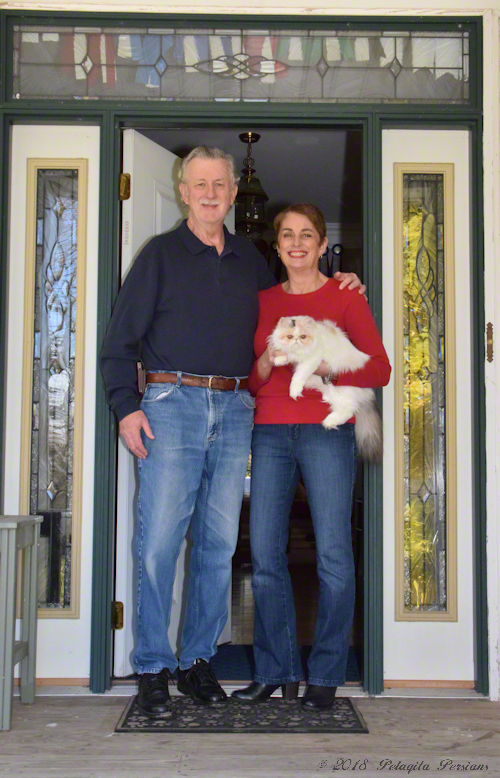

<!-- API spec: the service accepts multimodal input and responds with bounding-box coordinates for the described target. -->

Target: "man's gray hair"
[179,146,239,186]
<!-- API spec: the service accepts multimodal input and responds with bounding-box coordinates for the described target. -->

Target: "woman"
[232,204,391,709]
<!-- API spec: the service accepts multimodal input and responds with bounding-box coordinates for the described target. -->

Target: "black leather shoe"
[177,658,227,704]
[232,681,299,702]
[301,684,337,709]
[136,668,171,716]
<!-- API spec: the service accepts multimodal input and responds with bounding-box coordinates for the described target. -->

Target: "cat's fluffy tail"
[355,400,383,462]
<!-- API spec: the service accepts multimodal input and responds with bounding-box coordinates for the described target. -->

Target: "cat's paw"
[273,355,288,366]
[322,412,344,429]
[289,379,304,400]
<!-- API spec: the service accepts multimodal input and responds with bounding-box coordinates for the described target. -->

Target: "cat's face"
[272,316,317,355]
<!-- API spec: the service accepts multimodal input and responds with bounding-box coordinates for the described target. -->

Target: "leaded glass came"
[12,26,470,104]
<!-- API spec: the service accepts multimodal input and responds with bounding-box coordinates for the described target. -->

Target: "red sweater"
[249,279,391,425]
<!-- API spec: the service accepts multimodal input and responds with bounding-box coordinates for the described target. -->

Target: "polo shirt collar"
[178,219,240,258]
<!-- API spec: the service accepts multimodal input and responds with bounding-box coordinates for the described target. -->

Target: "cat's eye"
[299,335,308,339]
[286,334,294,339]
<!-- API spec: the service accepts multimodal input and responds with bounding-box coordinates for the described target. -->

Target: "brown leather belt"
[146,371,249,391]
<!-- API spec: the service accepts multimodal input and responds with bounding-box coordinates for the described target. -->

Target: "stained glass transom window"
[31,168,79,610]
[402,172,449,613]
[12,25,470,103]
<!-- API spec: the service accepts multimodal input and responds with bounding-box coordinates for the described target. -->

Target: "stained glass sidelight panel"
[30,168,79,610]
[12,25,470,104]
[400,170,453,615]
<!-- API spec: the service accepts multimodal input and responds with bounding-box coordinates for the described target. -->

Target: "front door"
[113,130,233,677]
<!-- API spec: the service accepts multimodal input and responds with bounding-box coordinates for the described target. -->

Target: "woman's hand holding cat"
[256,346,288,381]
[119,409,155,459]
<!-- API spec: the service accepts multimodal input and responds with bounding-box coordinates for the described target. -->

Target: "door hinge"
[486,322,493,363]
[119,173,131,201]
[111,601,124,630]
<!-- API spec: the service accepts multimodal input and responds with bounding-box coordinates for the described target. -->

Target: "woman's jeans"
[133,378,254,674]
[250,423,357,687]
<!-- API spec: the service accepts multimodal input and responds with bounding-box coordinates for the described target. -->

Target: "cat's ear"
[301,316,316,333]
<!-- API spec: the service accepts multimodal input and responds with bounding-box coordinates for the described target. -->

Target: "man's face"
[179,157,238,230]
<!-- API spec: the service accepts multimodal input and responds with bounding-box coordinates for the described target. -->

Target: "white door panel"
[382,129,473,682]
[114,131,232,677]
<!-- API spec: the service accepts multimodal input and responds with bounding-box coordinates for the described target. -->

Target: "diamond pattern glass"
[12,26,470,103]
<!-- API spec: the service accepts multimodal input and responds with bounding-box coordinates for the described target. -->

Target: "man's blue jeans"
[133,377,254,674]
[250,423,357,687]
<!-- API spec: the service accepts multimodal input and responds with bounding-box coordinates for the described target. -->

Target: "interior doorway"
[114,124,365,684]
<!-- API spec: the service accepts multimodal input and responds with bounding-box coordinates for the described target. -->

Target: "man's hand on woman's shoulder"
[334,271,367,298]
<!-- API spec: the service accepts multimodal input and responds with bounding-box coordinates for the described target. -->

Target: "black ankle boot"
[301,684,337,709]
[232,681,299,703]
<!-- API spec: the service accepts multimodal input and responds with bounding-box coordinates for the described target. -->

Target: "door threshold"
[23,682,367,698]
[379,687,484,699]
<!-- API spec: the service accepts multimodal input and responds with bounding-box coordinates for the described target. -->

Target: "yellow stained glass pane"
[402,173,447,612]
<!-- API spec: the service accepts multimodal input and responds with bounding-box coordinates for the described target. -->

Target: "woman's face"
[276,212,328,275]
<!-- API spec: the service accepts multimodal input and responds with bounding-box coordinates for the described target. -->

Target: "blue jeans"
[250,423,357,686]
[133,376,254,674]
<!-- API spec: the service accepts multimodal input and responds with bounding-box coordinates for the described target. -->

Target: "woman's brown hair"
[273,203,327,243]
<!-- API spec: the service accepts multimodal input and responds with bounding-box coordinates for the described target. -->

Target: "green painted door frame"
[90,106,488,696]
[0,11,487,696]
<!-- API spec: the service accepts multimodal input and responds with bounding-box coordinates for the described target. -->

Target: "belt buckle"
[208,375,215,389]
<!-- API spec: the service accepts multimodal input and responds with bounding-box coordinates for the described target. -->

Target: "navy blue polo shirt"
[100,220,276,421]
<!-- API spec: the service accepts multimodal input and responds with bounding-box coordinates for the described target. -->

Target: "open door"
[113,130,233,677]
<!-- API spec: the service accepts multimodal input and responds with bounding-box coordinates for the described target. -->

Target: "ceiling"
[138,126,363,226]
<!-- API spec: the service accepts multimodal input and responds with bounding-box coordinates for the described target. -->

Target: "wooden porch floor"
[2,691,499,777]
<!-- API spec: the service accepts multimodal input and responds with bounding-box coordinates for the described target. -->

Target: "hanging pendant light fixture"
[235,131,269,242]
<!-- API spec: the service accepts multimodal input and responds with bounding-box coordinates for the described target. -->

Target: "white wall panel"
[6,125,100,679]
[382,129,474,683]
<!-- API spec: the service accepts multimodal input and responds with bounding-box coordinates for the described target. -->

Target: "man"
[101,146,362,716]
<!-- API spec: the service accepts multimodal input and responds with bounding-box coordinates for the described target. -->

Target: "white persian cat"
[268,315,382,461]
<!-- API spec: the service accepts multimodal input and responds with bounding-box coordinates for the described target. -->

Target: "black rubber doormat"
[115,695,368,733]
